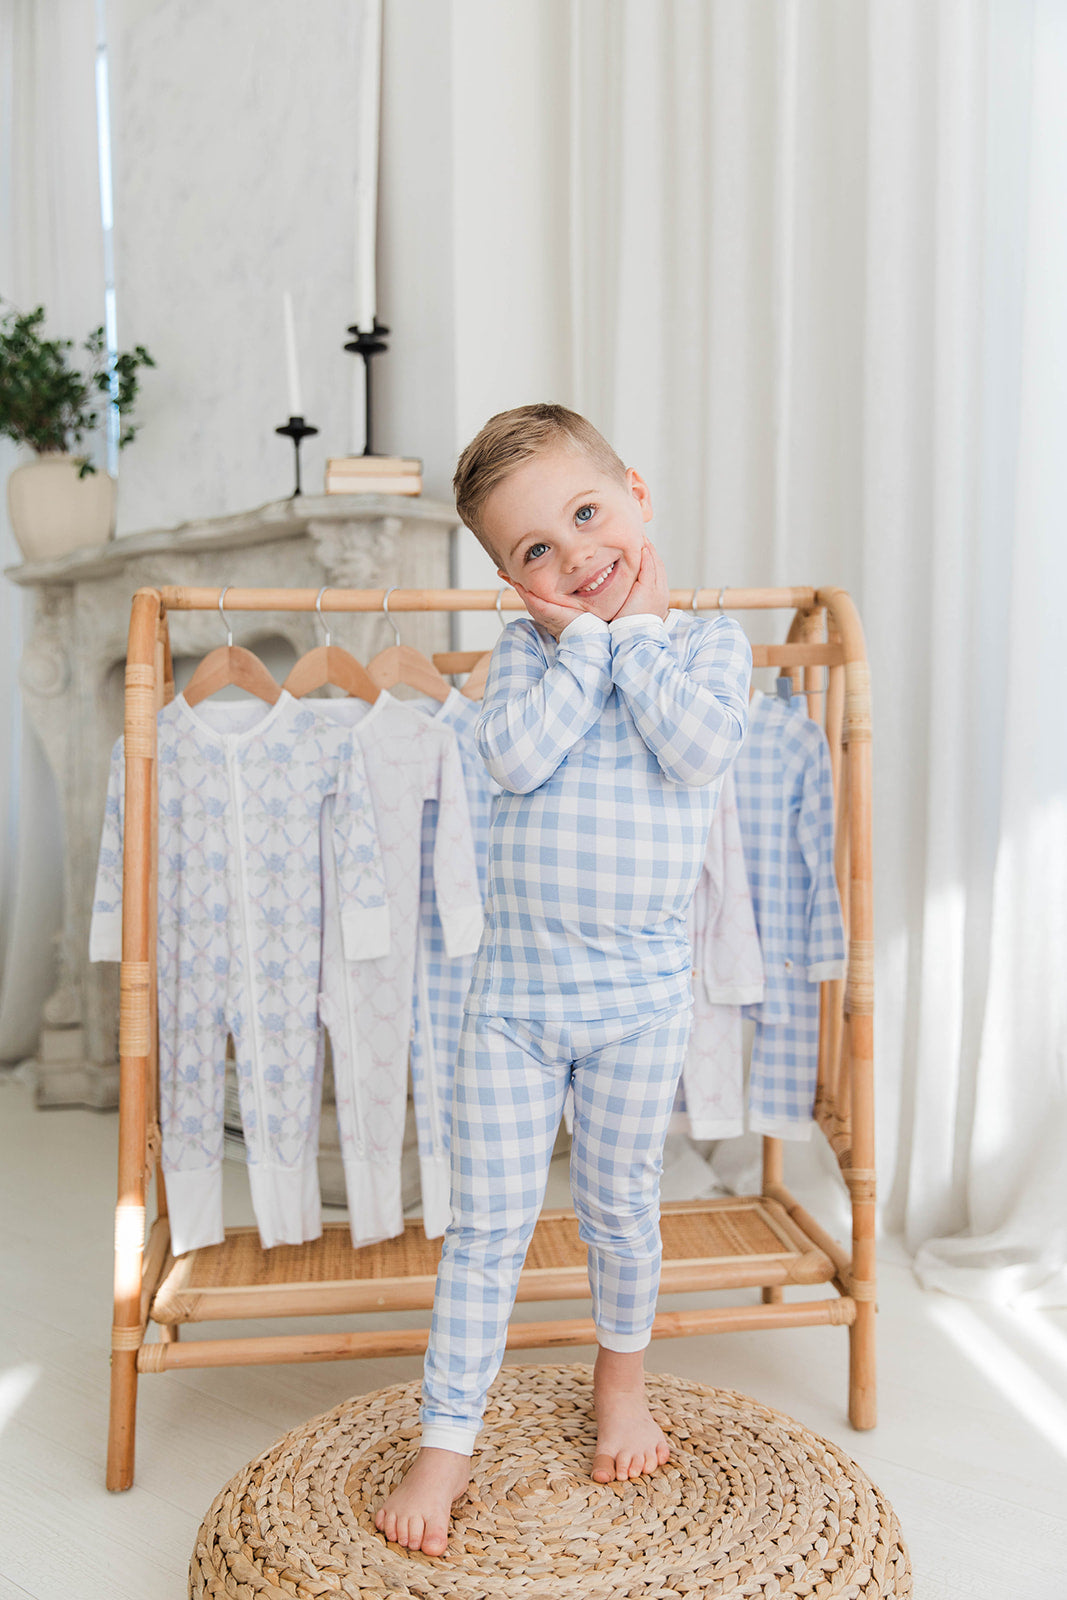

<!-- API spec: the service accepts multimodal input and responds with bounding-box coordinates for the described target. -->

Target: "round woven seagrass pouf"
[190,1363,911,1598]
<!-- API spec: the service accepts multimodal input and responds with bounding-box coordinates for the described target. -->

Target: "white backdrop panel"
[107,0,378,535]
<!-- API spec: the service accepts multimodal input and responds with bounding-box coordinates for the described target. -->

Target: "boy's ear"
[626,467,654,523]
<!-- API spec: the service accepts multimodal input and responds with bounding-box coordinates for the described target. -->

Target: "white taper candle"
[354,0,383,335]
[282,291,302,417]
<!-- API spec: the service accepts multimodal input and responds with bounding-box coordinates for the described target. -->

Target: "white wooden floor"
[2,1068,1066,1600]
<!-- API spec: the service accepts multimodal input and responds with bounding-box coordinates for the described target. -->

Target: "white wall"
[107,0,379,534]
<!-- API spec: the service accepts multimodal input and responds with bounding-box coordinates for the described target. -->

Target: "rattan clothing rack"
[106,583,875,1491]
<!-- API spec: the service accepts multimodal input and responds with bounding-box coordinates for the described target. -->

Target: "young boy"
[375,403,752,1556]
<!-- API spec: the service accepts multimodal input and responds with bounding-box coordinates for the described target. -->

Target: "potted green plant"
[1,301,155,563]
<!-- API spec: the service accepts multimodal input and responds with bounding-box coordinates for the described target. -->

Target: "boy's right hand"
[511,580,585,640]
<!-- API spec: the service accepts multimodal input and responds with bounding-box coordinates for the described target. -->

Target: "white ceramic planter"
[7,452,116,564]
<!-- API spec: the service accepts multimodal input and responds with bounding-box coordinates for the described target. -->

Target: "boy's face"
[483,448,653,623]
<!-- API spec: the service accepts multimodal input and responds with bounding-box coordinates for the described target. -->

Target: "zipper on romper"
[326,795,366,1157]
[342,970,366,1157]
[226,743,268,1159]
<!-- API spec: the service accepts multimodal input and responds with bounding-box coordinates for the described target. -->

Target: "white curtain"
[446,0,1067,1302]
[0,0,102,1061]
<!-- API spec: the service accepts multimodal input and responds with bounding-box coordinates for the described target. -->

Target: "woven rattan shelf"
[106,583,876,1491]
[149,1199,836,1329]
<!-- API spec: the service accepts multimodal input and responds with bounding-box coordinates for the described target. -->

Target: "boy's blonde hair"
[453,403,627,562]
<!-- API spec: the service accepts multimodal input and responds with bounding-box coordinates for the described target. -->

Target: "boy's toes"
[590,1452,615,1483]
[656,1440,671,1466]
[422,1518,449,1557]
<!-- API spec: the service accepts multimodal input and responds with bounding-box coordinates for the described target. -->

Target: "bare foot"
[590,1346,671,1483]
[374,1447,471,1556]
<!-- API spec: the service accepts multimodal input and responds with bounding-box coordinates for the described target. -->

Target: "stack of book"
[325,455,422,495]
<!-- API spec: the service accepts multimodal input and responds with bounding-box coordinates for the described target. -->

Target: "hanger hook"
[218,585,233,647]
[495,586,507,630]
[382,586,401,647]
[717,586,729,610]
[690,586,701,612]
[315,585,332,648]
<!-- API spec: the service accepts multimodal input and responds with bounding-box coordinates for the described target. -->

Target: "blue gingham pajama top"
[418,607,752,1452]
[733,688,847,1136]
[464,608,753,1021]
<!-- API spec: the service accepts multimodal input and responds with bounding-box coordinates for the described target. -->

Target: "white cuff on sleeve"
[609,613,669,643]
[702,980,765,1006]
[341,901,392,961]
[440,902,484,959]
[748,1113,815,1141]
[806,957,848,983]
[559,613,610,642]
[88,910,123,963]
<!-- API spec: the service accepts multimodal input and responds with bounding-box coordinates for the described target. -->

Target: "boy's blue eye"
[525,542,549,562]
[575,504,595,523]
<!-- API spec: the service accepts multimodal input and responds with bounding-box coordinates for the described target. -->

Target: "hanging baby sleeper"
[676,765,765,1139]
[308,691,483,1248]
[90,692,389,1254]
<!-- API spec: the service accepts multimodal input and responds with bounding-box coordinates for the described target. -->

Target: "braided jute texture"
[190,1363,911,1599]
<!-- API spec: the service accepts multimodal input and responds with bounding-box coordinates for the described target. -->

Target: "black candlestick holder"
[344,319,390,456]
[275,415,319,497]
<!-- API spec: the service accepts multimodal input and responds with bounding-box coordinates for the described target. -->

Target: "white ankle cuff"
[420,1423,477,1455]
[595,1326,653,1354]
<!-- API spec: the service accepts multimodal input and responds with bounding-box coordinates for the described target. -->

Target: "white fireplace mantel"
[6,493,459,1109]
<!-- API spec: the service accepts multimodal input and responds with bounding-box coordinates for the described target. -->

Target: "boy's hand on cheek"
[512,580,585,641]
[612,541,670,623]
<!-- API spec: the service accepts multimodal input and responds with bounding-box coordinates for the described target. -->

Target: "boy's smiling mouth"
[574,559,618,597]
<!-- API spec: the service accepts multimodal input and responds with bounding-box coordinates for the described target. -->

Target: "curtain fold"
[0,0,101,1061]
[449,0,1066,1302]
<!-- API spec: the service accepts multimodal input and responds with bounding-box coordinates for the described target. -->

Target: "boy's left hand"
[613,539,670,623]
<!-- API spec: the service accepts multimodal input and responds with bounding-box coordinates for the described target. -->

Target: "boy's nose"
[562,536,597,573]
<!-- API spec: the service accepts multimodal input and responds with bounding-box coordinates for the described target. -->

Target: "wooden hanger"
[184,588,282,707]
[282,587,379,702]
[459,651,492,701]
[366,587,452,703]
[460,585,508,700]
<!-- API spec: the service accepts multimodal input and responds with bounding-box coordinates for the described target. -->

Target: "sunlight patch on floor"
[928,1298,1067,1462]
[0,1364,41,1435]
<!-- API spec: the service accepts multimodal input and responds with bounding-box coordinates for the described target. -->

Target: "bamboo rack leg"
[106,588,160,1491]
[846,727,877,1429]
[824,587,877,1431]
[760,1138,785,1304]
[150,613,174,1333]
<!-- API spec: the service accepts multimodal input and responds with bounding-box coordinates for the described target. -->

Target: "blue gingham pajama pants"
[419,999,693,1454]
